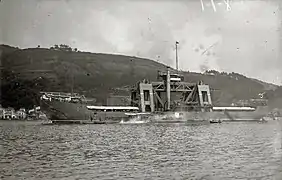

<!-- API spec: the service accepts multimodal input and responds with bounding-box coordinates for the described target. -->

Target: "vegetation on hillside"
[1,71,49,110]
[0,44,281,109]
[49,44,79,52]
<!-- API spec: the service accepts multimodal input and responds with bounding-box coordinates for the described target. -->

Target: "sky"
[0,0,281,85]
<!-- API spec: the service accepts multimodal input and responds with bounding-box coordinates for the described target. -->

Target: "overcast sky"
[0,0,281,85]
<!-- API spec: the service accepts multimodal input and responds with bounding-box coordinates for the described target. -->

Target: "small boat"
[119,112,151,124]
[41,120,54,125]
[210,119,222,123]
[260,116,272,121]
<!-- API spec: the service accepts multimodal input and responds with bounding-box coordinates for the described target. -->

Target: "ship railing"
[40,91,82,99]
[44,95,82,100]
[40,94,84,103]
[86,106,139,112]
[40,91,80,96]
[158,71,184,77]
[151,81,196,86]
[212,106,256,111]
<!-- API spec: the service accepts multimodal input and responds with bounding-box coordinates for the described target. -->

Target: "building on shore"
[0,105,4,119]
[2,107,17,120]
[0,104,49,120]
[17,108,27,119]
[0,105,27,120]
[27,106,48,120]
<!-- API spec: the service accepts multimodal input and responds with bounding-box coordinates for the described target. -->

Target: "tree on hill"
[230,72,246,78]
[220,71,228,76]
[49,44,78,52]
[205,70,220,75]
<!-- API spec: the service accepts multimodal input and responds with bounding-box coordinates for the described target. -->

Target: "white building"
[3,107,17,120]
[17,108,27,119]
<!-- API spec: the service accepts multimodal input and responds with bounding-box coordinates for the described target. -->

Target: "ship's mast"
[175,41,179,72]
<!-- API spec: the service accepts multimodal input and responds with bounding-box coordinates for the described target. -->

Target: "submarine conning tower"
[130,68,213,113]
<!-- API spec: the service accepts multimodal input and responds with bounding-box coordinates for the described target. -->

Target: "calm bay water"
[1,121,282,180]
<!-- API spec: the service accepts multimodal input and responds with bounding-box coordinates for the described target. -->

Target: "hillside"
[0,44,281,110]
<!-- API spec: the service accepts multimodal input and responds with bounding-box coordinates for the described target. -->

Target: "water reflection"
[0,121,282,179]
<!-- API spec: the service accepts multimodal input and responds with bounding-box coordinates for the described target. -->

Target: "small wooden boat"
[210,119,222,123]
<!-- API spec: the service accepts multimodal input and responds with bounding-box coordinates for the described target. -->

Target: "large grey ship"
[40,68,271,124]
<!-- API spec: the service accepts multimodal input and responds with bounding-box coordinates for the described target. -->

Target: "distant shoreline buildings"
[0,105,46,120]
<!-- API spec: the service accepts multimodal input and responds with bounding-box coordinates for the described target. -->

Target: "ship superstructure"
[130,68,213,113]
[120,68,270,122]
[40,91,95,104]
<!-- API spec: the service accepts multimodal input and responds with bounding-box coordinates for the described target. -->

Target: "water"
[1,121,282,180]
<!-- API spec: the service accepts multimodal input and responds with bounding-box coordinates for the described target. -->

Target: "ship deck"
[50,120,110,124]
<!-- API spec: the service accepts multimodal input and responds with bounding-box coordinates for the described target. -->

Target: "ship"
[40,41,271,124]
[40,68,271,124]
[40,92,97,121]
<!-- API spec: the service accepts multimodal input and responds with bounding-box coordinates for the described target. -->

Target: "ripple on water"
[0,121,282,180]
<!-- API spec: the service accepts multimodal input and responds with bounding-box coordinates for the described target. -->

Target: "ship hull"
[40,99,92,120]
[154,107,270,122]
[41,98,270,123]
[40,99,133,122]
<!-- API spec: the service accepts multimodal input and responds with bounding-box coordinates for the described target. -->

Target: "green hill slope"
[0,45,280,110]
